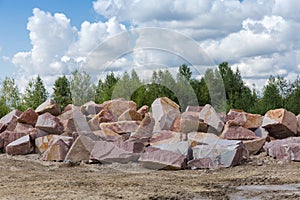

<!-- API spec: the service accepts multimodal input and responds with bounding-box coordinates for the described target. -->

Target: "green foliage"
[179,64,192,81]
[22,75,48,110]
[0,77,21,112]
[285,76,300,115]
[53,75,72,110]
[95,72,119,103]
[70,69,95,106]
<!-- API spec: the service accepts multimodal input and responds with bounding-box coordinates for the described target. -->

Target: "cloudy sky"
[0,0,299,94]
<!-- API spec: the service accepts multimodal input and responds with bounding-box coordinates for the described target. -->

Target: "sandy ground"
[0,153,299,200]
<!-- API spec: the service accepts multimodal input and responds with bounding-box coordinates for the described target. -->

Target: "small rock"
[243,137,266,155]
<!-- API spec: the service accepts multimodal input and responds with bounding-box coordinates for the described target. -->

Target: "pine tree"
[53,75,72,110]
[0,77,20,110]
[70,69,94,106]
[23,75,48,109]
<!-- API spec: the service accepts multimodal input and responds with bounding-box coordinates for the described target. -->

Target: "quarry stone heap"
[0,97,299,170]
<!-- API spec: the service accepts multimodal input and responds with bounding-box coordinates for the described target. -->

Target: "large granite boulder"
[17,108,38,126]
[220,124,258,140]
[151,97,180,131]
[35,99,61,116]
[262,108,297,139]
[188,139,247,169]
[35,135,73,154]
[172,112,201,134]
[199,104,224,134]
[35,113,64,134]
[297,114,300,135]
[90,141,142,163]
[6,135,33,155]
[138,148,186,170]
[137,105,149,118]
[149,130,186,146]
[0,110,22,132]
[244,113,263,130]
[81,101,102,116]
[226,109,247,126]
[60,109,91,134]
[13,123,34,135]
[0,131,27,152]
[243,138,266,155]
[153,141,192,160]
[263,137,300,161]
[42,139,71,161]
[100,121,140,135]
[65,135,97,162]
[118,109,143,121]
[130,113,155,139]
[102,98,137,118]
[187,132,219,146]
[93,130,123,142]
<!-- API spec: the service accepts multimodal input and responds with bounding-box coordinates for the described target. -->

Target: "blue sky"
[0,0,300,93]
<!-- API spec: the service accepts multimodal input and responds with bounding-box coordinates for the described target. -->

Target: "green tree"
[95,72,119,103]
[260,76,282,114]
[23,75,48,109]
[0,77,20,110]
[179,64,192,81]
[53,75,72,110]
[286,76,300,114]
[70,69,95,106]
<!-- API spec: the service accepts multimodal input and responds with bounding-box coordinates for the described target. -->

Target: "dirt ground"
[0,153,299,200]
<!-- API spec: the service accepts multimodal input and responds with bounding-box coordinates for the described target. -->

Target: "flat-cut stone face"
[0,110,22,132]
[243,137,266,155]
[175,112,200,134]
[14,123,33,134]
[244,113,263,129]
[149,130,186,146]
[36,113,64,134]
[187,132,219,146]
[220,124,258,140]
[81,101,102,116]
[93,130,123,142]
[100,121,140,135]
[6,135,33,155]
[0,131,27,152]
[35,135,73,154]
[199,104,224,134]
[263,137,300,161]
[17,108,38,126]
[151,97,180,131]
[65,135,96,162]
[262,109,297,139]
[226,109,247,126]
[131,113,155,139]
[42,139,70,161]
[153,141,192,159]
[189,139,247,169]
[118,109,143,121]
[35,99,61,116]
[185,106,203,112]
[102,99,137,118]
[138,148,186,170]
[90,141,141,163]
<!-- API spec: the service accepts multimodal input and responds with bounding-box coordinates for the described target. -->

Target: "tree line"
[0,62,299,117]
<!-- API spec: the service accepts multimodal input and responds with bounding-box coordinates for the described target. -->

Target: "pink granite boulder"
[6,135,33,155]
[262,108,297,139]
[35,113,64,134]
[17,108,38,126]
[35,99,61,116]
